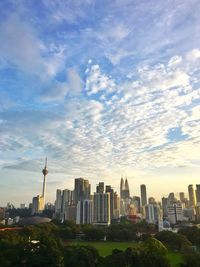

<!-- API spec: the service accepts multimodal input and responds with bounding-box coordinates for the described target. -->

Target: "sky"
[0,0,200,206]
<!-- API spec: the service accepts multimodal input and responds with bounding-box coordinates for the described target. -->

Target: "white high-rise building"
[145,204,161,224]
[76,200,93,224]
[167,202,187,224]
[93,192,110,225]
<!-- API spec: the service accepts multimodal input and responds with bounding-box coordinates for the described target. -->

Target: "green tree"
[64,245,101,267]
[155,231,192,252]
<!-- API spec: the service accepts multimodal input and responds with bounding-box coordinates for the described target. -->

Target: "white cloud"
[85,64,116,95]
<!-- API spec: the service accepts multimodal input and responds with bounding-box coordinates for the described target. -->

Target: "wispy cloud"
[0,0,200,203]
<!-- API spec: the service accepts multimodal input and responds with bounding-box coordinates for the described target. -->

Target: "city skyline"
[0,1,200,205]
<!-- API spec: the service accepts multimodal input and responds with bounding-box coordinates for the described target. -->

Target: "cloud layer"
[0,0,200,204]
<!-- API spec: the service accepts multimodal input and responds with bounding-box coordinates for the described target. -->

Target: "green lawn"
[70,241,184,267]
[71,241,136,256]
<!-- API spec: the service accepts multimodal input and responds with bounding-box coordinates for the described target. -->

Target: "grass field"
[70,241,184,267]
[71,241,136,256]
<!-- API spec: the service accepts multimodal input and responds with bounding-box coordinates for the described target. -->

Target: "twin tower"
[120,177,130,199]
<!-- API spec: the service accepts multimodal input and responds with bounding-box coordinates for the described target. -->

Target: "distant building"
[145,204,161,224]
[96,182,104,193]
[167,203,187,224]
[76,200,93,224]
[132,196,141,213]
[162,197,168,218]
[183,207,196,221]
[31,195,44,215]
[0,208,5,221]
[55,189,73,220]
[140,184,147,207]
[105,185,114,220]
[113,192,120,219]
[65,205,77,221]
[196,184,200,204]
[148,197,156,204]
[93,192,110,225]
[188,185,196,207]
[120,177,130,199]
[74,178,90,205]
[20,203,26,209]
[179,192,185,202]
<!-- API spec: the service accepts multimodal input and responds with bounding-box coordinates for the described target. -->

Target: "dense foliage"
[1,221,200,266]
[0,224,171,267]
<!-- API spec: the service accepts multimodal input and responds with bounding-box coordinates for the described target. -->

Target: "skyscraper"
[124,178,130,198]
[120,177,130,199]
[93,192,110,225]
[188,184,196,207]
[145,203,161,224]
[76,199,93,224]
[196,184,200,204]
[74,178,91,205]
[96,182,104,193]
[140,184,147,207]
[31,195,44,215]
[106,185,114,220]
[55,189,73,220]
[55,189,62,214]
[179,192,185,203]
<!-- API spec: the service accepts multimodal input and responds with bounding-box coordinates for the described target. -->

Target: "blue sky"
[0,0,200,205]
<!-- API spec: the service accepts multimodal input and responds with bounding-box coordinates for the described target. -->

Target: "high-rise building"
[145,204,161,224]
[120,177,130,199]
[124,178,130,198]
[55,189,62,214]
[93,192,110,225]
[162,197,168,218]
[148,197,156,204]
[167,202,186,224]
[31,195,44,215]
[76,200,93,224]
[55,189,73,220]
[113,192,120,219]
[132,196,141,213]
[74,178,91,205]
[105,185,114,220]
[62,189,72,212]
[96,182,104,193]
[196,185,200,204]
[188,184,196,207]
[179,192,185,202]
[120,177,125,199]
[65,205,77,221]
[140,184,147,207]
[168,192,176,205]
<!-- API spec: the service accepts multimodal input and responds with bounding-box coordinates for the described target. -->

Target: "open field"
[70,241,184,267]
[71,241,136,256]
